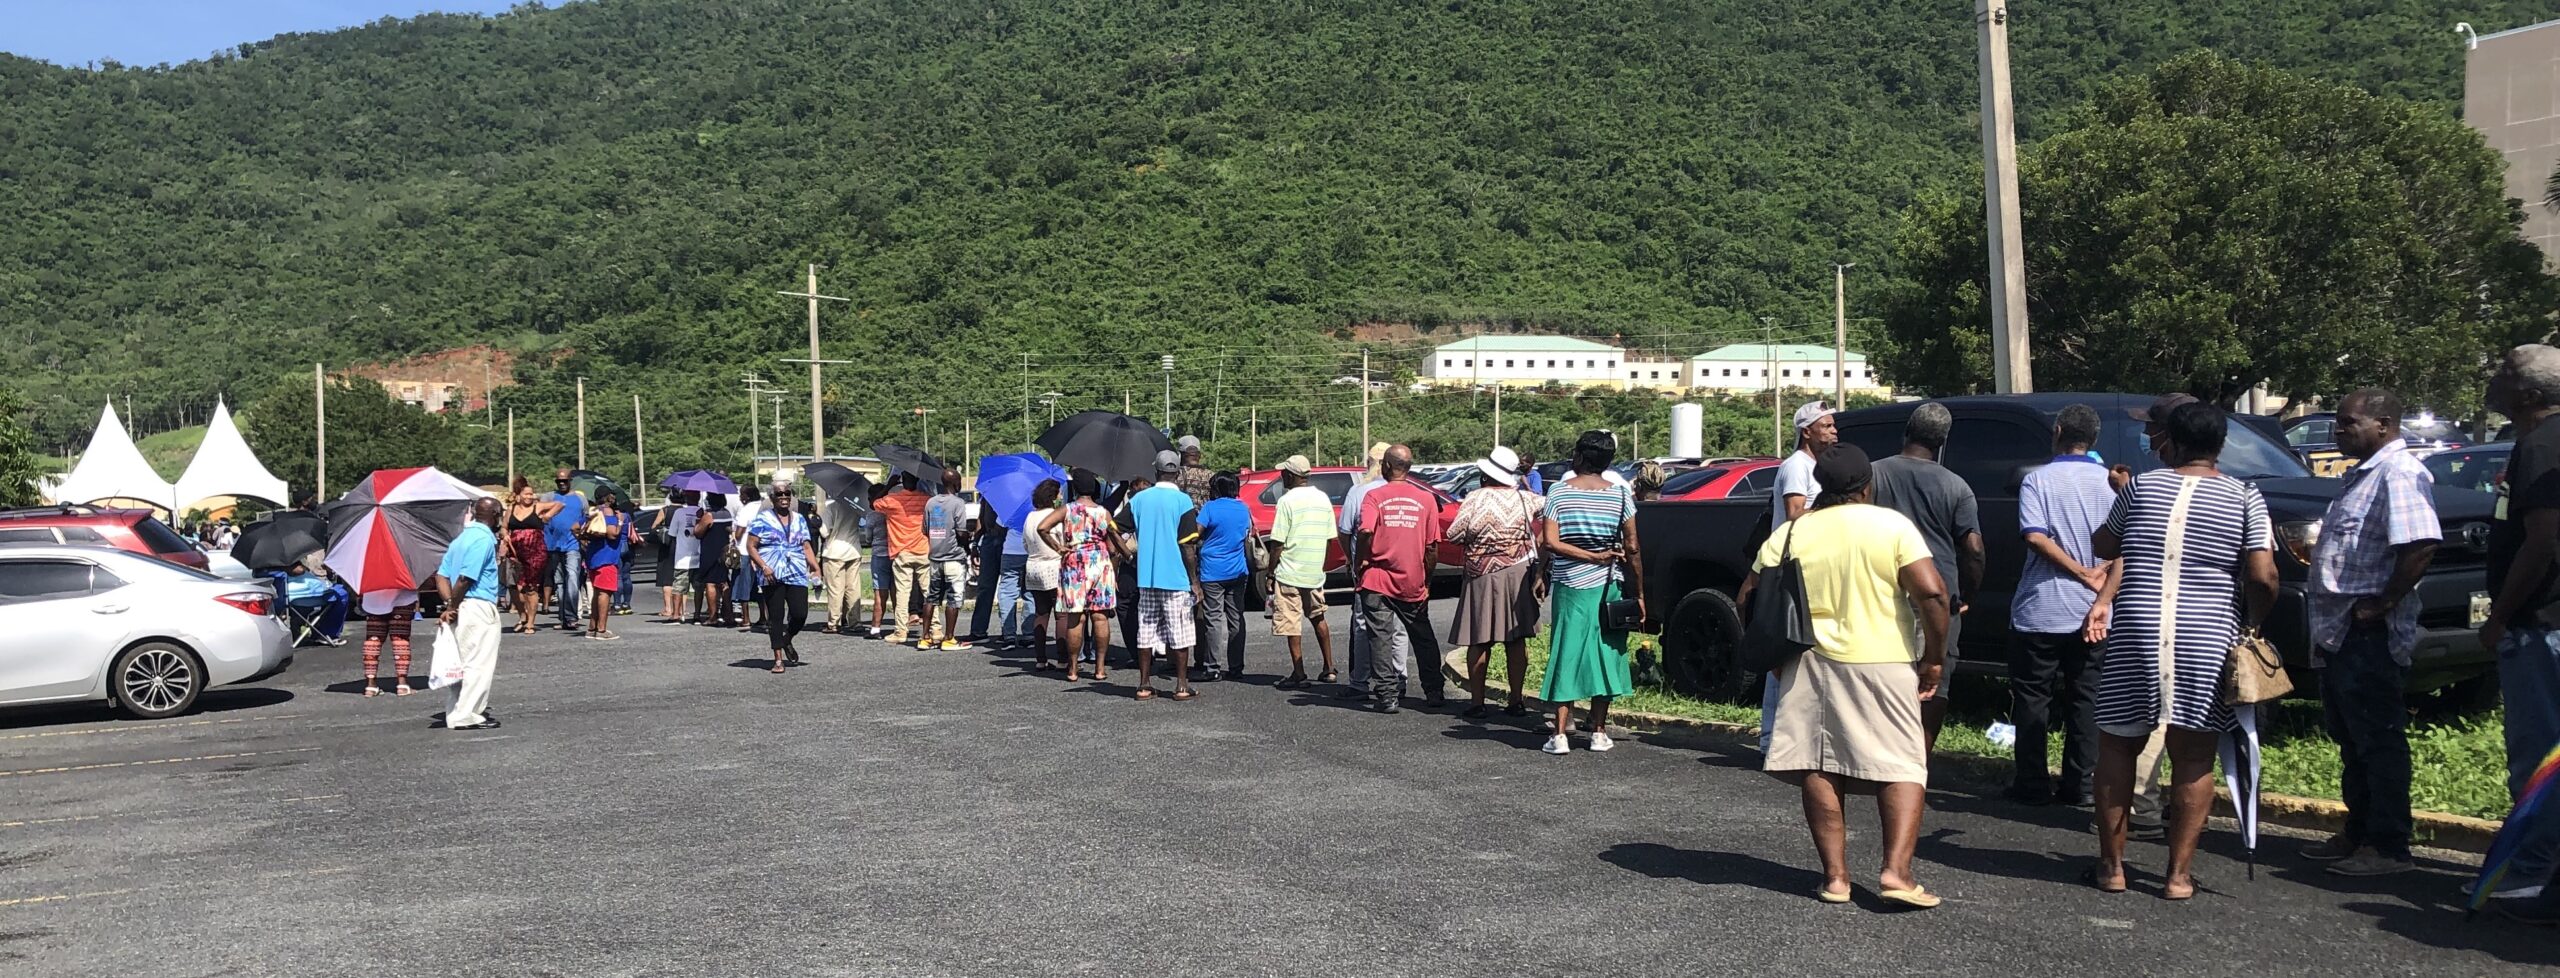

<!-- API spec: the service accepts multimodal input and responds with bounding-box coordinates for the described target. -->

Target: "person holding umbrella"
[2082,402,2278,899]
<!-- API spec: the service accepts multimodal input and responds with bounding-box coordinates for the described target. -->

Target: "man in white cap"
[1763,400,1838,753]
[1337,442,1408,697]
[1266,455,1338,687]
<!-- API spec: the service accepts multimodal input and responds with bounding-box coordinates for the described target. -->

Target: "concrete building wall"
[2467,21,2560,263]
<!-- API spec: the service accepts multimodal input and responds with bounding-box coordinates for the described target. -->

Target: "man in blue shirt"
[436,497,507,731]
[543,468,588,632]
[1192,472,1253,680]
[2007,404,2115,806]
[1119,450,1201,700]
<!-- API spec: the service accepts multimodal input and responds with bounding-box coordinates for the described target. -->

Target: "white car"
[0,544,294,719]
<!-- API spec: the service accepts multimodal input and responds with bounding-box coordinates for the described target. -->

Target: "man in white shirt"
[1762,400,1837,751]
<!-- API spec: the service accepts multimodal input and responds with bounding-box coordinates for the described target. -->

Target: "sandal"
[1170,689,1197,701]
[1877,886,1942,910]
[1134,688,1156,700]
[393,684,414,697]
[1316,670,1340,684]
[2162,876,2201,901]
[1817,887,1853,904]
[362,684,381,698]
[2081,863,2128,894]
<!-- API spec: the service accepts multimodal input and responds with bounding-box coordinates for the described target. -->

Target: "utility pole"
[1123,391,1132,416]
[1493,385,1502,448]
[1160,355,1175,432]
[506,409,516,488]
[1041,391,1062,429]
[313,363,326,500]
[777,263,850,462]
[1978,0,2033,393]
[1834,262,1856,406]
[632,394,646,507]
[1020,353,1032,446]
[484,358,495,429]
[914,407,936,456]
[766,389,791,473]
[1249,406,1259,469]
[575,376,588,470]
[1762,317,1782,456]
[963,419,972,470]
[742,373,771,472]
[1360,349,1371,454]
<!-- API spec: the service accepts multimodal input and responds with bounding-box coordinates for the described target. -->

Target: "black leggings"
[762,584,809,651]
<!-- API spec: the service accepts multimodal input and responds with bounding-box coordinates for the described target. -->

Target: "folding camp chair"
[263,570,347,647]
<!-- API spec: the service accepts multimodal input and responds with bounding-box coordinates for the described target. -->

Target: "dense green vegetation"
[4,0,2551,484]
[1882,53,2551,414]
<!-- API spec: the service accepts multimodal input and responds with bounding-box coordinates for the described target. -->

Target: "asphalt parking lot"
[1,598,2552,976]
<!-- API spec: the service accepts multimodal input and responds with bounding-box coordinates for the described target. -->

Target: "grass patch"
[1483,629,2515,820]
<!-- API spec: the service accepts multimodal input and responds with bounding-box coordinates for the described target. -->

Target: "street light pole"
[1160,355,1175,432]
[1978,0,2033,393]
[575,376,587,470]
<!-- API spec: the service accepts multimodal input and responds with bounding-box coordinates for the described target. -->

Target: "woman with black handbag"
[1738,444,1950,908]
[1536,431,1644,755]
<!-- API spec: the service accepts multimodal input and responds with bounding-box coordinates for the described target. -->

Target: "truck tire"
[1662,588,1750,702]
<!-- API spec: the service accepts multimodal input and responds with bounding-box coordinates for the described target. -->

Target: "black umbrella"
[872,444,949,483]
[801,462,874,503]
[230,511,331,572]
[1035,411,1174,482]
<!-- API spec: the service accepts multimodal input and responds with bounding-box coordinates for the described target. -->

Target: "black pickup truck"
[1638,393,2498,703]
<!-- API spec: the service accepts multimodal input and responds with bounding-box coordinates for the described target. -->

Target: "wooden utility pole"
[1249,406,1259,470]
[915,407,935,456]
[574,376,588,470]
[963,419,972,470]
[507,409,517,488]
[1359,349,1371,454]
[766,390,790,474]
[313,363,326,500]
[777,263,850,462]
[1978,0,2032,393]
[1834,263,1855,406]
[1763,318,1782,455]
[742,373,770,472]
[1492,385,1502,448]
[632,394,646,507]
[1123,391,1132,416]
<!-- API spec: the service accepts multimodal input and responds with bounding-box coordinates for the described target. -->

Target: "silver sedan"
[0,544,294,719]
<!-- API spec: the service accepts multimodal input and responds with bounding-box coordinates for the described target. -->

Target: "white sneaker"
[1542,734,1571,755]
[2462,881,2545,900]
[1588,731,1615,752]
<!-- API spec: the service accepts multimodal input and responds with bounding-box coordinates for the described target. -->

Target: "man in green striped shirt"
[1265,456,1338,688]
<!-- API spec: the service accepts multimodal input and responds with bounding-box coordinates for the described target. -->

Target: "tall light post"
[1834,262,1856,406]
[1160,355,1175,432]
[1040,391,1063,429]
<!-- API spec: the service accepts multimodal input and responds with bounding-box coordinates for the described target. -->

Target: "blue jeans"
[549,549,583,626]
[2500,626,2560,885]
[2319,621,2411,858]
[992,554,1030,640]
[615,559,634,609]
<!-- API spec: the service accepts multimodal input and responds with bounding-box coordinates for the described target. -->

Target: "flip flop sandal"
[1817,888,1853,904]
[2081,864,2128,894]
[1316,671,1340,683]
[1877,887,1941,910]
[1170,690,1197,701]
[1134,688,1156,700]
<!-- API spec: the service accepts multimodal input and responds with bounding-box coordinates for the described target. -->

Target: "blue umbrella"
[660,469,739,495]
[978,453,1067,531]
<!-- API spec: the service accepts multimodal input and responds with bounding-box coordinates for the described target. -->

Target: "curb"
[1596,704,2504,854]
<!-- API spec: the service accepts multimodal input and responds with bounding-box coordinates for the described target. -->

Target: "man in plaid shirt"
[2303,388,2440,877]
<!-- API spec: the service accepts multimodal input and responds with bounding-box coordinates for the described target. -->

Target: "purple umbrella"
[660,469,739,495]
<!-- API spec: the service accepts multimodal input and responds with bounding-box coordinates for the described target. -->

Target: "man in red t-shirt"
[1355,444,1444,713]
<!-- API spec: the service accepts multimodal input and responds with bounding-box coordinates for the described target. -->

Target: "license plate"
[2471,591,2492,628]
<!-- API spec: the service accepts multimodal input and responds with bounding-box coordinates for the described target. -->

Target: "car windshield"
[2104,413,2312,480]
[2424,447,2508,494]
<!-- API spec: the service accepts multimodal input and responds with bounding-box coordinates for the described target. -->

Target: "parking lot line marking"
[0,714,308,741]
[0,888,136,908]
[0,793,346,829]
[0,747,322,779]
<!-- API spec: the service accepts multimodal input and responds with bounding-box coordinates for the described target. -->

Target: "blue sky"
[3,0,526,67]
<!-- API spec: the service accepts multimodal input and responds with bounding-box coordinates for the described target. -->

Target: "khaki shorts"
[1269,584,1326,637]
[672,568,696,592]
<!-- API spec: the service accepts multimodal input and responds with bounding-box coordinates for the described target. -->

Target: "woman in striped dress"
[2082,402,2278,899]
[1538,430,1645,756]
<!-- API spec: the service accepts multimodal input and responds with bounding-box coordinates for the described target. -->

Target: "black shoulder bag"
[1600,488,1655,633]
[1740,521,1816,673]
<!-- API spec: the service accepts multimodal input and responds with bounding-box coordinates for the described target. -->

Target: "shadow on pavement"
[1437,723,1548,752]
[2337,899,2559,965]
[0,686,297,731]
[1598,841,1823,899]
[321,676,424,695]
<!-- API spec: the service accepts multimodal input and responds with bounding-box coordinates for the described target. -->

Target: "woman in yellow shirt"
[1740,444,1951,909]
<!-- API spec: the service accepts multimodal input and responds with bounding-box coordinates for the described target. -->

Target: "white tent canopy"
[174,399,288,511]
[48,402,175,512]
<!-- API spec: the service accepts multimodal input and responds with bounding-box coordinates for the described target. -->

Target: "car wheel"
[112,641,203,720]
[1662,588,1750,702]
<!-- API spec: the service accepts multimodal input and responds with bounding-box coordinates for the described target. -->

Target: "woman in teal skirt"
[1539,430,1646,755]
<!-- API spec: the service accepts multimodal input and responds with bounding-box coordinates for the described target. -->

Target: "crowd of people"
[382,349,2560,923]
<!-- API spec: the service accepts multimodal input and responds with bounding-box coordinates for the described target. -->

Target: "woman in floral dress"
[1039,471,1123,683]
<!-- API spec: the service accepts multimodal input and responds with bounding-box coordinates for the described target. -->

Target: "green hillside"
[0,0,2546,476]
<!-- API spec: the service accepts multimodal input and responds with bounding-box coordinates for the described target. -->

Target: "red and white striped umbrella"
[322,467,492,594]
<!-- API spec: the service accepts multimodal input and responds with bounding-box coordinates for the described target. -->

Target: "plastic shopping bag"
[427,623,465,691]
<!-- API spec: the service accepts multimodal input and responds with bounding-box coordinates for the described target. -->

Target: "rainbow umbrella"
[2468,742,2560,917]
[322,467,492,594]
